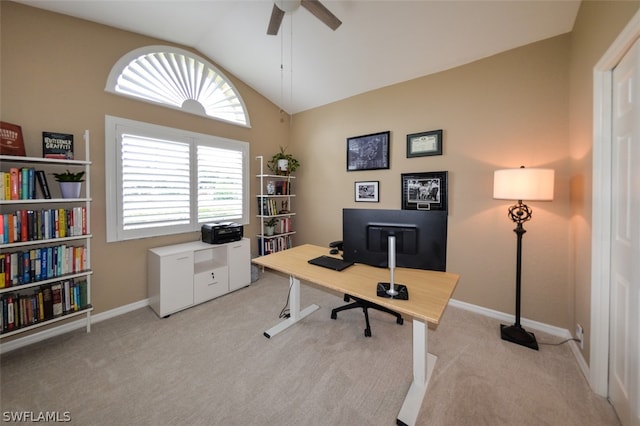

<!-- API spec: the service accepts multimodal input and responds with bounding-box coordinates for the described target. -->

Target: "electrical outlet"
[576,324,584,350]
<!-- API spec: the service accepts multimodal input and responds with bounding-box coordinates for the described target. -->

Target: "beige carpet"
[0,270,619,425]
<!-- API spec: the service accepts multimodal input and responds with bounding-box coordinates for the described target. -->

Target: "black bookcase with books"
[255,156,295,256]
[0,130,92,339]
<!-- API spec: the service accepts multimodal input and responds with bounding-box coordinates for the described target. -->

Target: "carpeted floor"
[0,270,620,425]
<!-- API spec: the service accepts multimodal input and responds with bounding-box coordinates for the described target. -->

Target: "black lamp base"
[500,324,539,350]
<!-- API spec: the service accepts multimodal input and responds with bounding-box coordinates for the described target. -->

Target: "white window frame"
[105,115,249,242]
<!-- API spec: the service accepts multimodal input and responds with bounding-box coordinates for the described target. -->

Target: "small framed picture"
[355,181,379,202]
[406,129,443,158]
[347,131,390,171]
[401,171,448,211]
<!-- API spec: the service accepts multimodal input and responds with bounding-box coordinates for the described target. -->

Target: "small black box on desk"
[201,222,243,244]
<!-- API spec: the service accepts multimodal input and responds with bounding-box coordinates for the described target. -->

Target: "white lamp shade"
[493,167,555,201]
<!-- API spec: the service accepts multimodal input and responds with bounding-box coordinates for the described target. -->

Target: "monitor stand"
[377,235,409,300]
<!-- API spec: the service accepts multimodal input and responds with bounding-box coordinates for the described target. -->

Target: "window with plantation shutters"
[121,135,191,230]
[105,116,249,242]
[197,145,244,223]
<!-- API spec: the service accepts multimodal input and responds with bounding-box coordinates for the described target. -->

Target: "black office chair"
[328,241,404,337]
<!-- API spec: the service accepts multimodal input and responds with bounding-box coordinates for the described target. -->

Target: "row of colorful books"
[276,217,293,234]
[1,207,87,244]
[0,244,87,288]
[1,278,89,334]
[273,180,292,195]
[0,167,51,200]
[258,235,292,256]
[258,197,280,216]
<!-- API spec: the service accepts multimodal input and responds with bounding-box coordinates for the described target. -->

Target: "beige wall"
[2,1,638,359]
[567,1,640,363]
[291,35,573,329]
[0,2,289,323]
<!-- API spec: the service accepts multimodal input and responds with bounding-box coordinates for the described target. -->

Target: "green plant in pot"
[53,169,85,199]
[267,146,300,175]
[265,217,278,236]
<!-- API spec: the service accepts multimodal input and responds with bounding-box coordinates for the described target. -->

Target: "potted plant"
[53,169,85,199]
[267,146,300,175]
[264,217,278,236]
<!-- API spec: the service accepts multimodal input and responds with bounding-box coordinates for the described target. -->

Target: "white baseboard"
[0,299,150,354]
[449,298,590,380]
[0,295,591,381]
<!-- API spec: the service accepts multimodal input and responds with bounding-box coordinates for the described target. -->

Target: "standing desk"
[252,244,459,426]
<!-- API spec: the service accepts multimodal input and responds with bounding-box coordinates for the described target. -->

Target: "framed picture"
[401,171,448,211]
[347,131,390,171]
[355,181,379,202]
[406,129,443,158]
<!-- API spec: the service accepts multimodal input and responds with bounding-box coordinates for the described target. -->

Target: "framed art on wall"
[355,181,379,202]
[347,131,390,171]
[401,171,448,211]
[406,129,442,158]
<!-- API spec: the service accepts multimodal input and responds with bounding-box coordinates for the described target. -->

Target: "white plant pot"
[59,182,82,199]
[277,159,289,173]
[265,226,275,236]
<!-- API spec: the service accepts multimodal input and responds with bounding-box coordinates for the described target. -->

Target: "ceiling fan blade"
[301,0,342,31]
[267,4,285,35]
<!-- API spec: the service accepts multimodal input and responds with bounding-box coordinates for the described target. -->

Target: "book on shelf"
[258,235,293,256]
[35,170,51,199]
[1,167,40,200]
[0,278,89,333]
[275,180,292,195]
[42,131,74,159]
[1,206,87,244]
[1,244,87,287]
[0,122,26,156]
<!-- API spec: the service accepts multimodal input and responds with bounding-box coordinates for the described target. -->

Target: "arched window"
[106,46,250,127]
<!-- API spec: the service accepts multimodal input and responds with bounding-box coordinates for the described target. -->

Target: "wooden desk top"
[252,244,459,325]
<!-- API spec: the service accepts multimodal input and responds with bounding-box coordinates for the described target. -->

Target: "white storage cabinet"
[148,238,250,317]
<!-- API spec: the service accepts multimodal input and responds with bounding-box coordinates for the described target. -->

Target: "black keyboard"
[308,255,354,271]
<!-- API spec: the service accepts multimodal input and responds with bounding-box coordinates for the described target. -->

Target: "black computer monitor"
[342,208,447,271]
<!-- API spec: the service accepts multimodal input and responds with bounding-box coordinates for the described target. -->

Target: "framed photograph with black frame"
[406,129,443,158]
[401,171,448,211]
[355,181,379,202]
[347,131,390,171]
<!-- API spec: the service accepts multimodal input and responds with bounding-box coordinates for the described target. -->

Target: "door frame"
[591,9,640,396]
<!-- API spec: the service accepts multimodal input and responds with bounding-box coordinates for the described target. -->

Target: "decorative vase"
[59,182,82,199]
[266,181,275,195]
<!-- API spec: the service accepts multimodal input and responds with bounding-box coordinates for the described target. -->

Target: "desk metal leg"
[263,275,320,338]
[396,319,437,426]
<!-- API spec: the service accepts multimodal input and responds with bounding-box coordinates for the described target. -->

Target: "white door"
[609,37,640,426]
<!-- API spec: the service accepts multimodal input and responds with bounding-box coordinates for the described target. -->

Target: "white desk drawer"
[194,267,229,303]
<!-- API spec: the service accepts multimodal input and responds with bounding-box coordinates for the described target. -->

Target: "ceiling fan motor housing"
[275,0,302,13]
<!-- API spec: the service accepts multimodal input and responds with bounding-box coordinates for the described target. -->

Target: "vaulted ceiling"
[14,0,581,114]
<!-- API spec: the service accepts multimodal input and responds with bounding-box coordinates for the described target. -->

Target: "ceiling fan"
[267,0,342,35]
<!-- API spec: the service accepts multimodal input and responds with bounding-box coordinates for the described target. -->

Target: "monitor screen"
[342,208,447,271]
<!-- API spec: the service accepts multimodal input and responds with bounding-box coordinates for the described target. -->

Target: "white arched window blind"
[106,46,250,127]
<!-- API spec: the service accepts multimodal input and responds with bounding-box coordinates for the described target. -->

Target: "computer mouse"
[330,248,339,255]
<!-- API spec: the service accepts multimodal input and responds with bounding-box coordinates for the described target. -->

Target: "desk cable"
[279,280,293,319]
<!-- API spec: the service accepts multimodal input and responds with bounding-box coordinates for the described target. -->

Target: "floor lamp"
[493,166,554,350]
